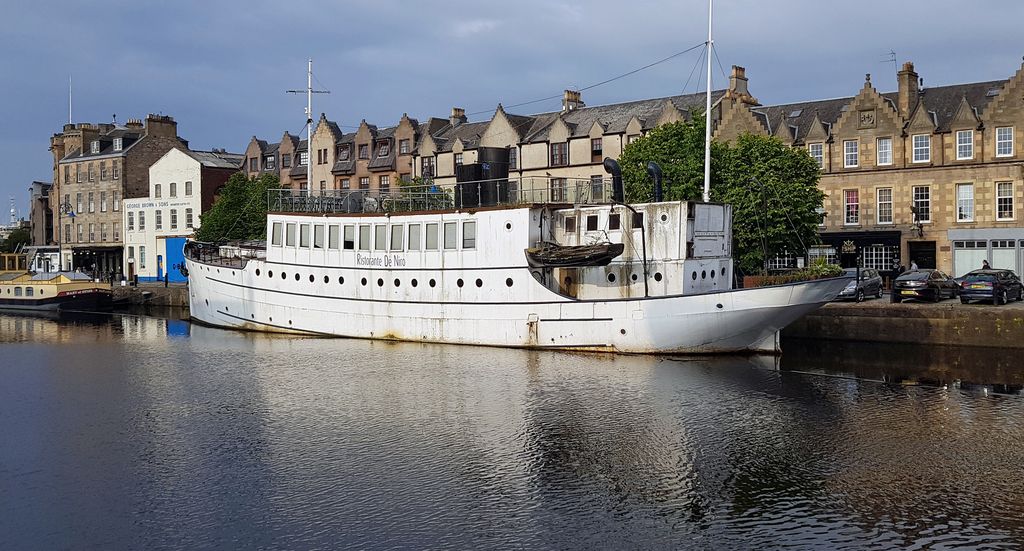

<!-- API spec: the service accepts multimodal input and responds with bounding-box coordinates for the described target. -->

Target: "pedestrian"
[982,259,991,269]
[910,259,918,270]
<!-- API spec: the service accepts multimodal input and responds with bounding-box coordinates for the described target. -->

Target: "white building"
[122,148,241,282]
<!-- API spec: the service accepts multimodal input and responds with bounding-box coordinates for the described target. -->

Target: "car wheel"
[998,290,1008,306]
[891,294,901,304]
[961,297,969,304]
[876,286,883,299]
[933,290,941,303]
[856,290,865,303]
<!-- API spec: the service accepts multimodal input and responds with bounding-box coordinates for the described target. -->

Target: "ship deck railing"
[267,177,614,214]
[184,241,264,269]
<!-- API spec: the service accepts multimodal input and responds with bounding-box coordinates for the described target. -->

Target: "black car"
[836,268,884,302]
[959,269,1024,305]
[892,269,959,303]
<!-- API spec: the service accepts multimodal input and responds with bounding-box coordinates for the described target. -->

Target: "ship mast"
[287,59,329,191]
[702,0,713,203]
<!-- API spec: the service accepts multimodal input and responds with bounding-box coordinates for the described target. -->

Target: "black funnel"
[603,157,624,202]
[646,161,663,202]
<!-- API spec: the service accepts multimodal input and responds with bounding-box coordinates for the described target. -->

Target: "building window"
[77,224,83,242]
[88,223,95,242]
[128,211,135,231]
[454,153,463,166]
[139,246,146,269]
[91,140,99,154]
[64,165,69,184]
[378,141,390,157]
[88,192,94,213]
[358,144,369,159]
[113,191,119,211]
[808,246,837,265]
[337,146,349,161]
[113,222,120,241]
[319,180,326,191]
[170,182,177,197]
[462,221,476,249]
[956,183,975,222]
[956,130,974,160]
[876,188,892,224]
[551,178,567,202]
[138,211,145,231]
[113,137,123,151]
[112,162,119,180]
[265,155,276,170]
[997,182,1014,220]
[76,193,83,213]
[627,134,640,145]
[876,137,892,166]
[399,139,410,155]
[844,189,859,224]
[591,138,602,159]
[64,224,71,243]
[282,153,291,168]
[379,175,390,193]
[913,186,931,223]
[843,140,858,168]
[550,142,568,166]
[590,175,604,201]
[99,191,107,213]
[912,134,930,163]
[359,177,369,190]
[508,148,517,170]
[75,164,81,183]
[170,209,178,230]
[186,208,194,228]
[100,161,108,180]
[996,127,1014,157]
[155,184,161,198]
[421,156,435,178]
[341,179,350,190]
[299,151,309,165]
[808,143,823,167]
[185,181,192,196]
[249,157,258,172]
[155,210,163,230]
[88,163,95,182]
[862,245,896,271]
[100,223,107,241]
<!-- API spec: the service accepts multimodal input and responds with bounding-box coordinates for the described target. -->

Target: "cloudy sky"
[2,0,1023,217]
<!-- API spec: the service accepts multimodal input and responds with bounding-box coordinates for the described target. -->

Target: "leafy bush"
[755,259,843,286]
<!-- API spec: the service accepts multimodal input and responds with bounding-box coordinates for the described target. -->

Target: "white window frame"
[913,186,931,223]
[876,137,893,166]
[876,187,893,225]
[808,143,824,168]
[996,127,1014,157]
[956,130,974,160]
[996,182,1014,221]
[912,134,930,163]
[956,183,974,222]
[843,140,858,168]
[844,189,859,225]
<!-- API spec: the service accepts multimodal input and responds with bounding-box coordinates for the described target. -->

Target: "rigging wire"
[712,44,729,82]
[682,44,708,97]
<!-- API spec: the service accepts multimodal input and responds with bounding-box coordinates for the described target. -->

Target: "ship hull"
[185,257,847,354]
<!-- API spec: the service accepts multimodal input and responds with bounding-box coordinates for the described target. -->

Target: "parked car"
[891,269,959,303]
[836,268,884,302]
[958,269,1024,305]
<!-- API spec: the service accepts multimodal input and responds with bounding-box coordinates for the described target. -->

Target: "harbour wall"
[783,301,1024,349]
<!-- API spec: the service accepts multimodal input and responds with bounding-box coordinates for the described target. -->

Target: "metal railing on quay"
[267,177,614,215]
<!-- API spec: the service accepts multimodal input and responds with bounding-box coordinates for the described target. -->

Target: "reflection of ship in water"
[0,311,190,345]
[781,338,1024,394]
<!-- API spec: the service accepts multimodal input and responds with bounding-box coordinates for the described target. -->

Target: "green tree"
[194,172,279,242]
[618,118,823,274]
[1,227,31,252]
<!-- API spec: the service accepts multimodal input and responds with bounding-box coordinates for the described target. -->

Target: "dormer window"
[338,146,350,161]
[378,141,390,157]
[90,140,100,154]
[358,144,369,159]
[113,138,123,151]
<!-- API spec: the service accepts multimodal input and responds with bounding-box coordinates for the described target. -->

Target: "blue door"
[165,237,187,283]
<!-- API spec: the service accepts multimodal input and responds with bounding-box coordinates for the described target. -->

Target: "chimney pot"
[450,107,467,126]
[562,90,584,112]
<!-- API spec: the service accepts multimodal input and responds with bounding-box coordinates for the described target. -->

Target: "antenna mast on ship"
[287,59,329,189]
[702,0,713,203]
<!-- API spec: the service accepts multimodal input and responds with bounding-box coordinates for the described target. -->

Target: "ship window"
[586,215,598,231]
[328,225,340,249]
[15,286,22,296]
[281,272,287,279]
[338,276,344,284]
[25,287,34,297]
[377,278,384,287]
[457,278,464,288]
[654,272,663,282]
[408,224,421,251]
[359,225,371,250]
[429,279,436,287]
[268,271,273,278]
[374,225,387,250]
[286,223,296,246]
[361,277,367,286]
[462,221,476,249]
[394,278,400,287]
[300,224,311,247]
[632,212,644,229]
[475,278,483,288]
[313,225,325,249]
[344,225,355,250]
[308,274,314,282]
[425,223,439,250]
[412,279,418,287]
[565,216,577,233]
[607,273,616,282]
[272,222,283,246]
[390,225,404,251]
[443,222,457,249]
[506,278,513,287]
[323,275,329,284]
[609,213,621,230]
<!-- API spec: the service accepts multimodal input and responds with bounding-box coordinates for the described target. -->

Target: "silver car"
[836,268,884,302]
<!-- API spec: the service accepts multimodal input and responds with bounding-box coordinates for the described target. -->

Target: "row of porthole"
[691,269,722,280]
[253,268,515,289]
[202,266,236,276]
[204,299,296,326]
[3,288,44,295]
[605,272,664,283]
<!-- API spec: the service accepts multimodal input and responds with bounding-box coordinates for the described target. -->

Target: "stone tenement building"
[50,115,188,274]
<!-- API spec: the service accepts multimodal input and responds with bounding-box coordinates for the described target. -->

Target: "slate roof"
[189,150,245,169]
[60,128,144,162]
[432,121,491,152]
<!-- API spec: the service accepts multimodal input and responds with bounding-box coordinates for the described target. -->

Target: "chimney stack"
[897,62,919,120]
[729,66,749,97]
[144,114,177,138]
[125,118,144,129]
[450,107,467,127]
[562,90,584,112]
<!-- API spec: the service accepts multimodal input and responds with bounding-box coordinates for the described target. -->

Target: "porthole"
[660,214,668,222]
[457,278,464,288]
[269,316,272,322]
[377,278,384,287]
[654,272,663,282]
[361,277,367,286]
[251,314,254,319]
[506,278,514,287]
[289,320,292,325]
[281,272,286,280]
[39,290,44,295]
[338,276,345,284]
[620,329,626,335]
[394,278,401,287]
[225,306,229,312]
[216,269,220,273]
[701,270,707,279]
[429,279,437,288]
[631,273,638,282]
[309,274,315,283]
[505,221,513,231]
[268,271,273,278]
[475,278,483,288]
[295,273,300,281]
[692,271,697,281]
[231,271,235,276]
[323,275,329,283]
[607,273,616,283]
[412,279,418,287]
[711,270,716,279]
[205,299,209,306]
[256,269,261,276]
